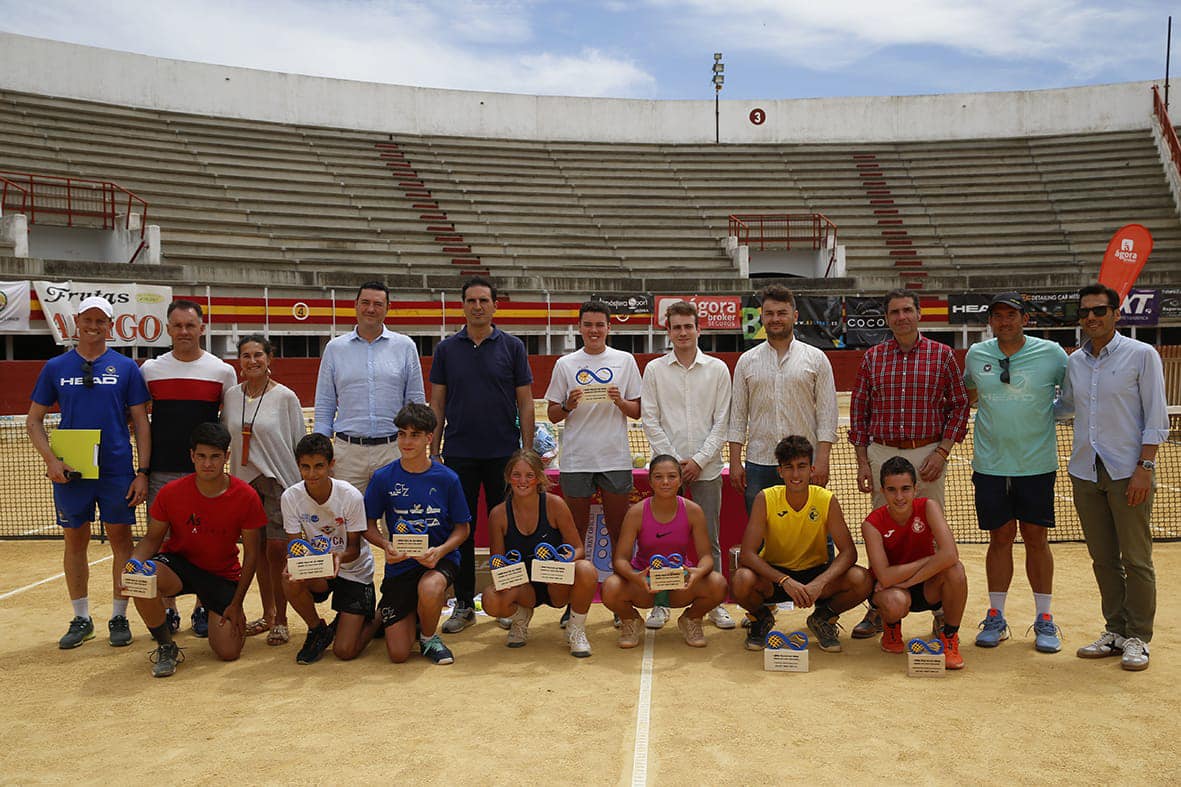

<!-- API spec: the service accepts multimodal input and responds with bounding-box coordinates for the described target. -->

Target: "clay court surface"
[2,540,1178,785]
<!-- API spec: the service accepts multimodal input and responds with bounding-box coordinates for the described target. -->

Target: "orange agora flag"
[1098,224,1153,304]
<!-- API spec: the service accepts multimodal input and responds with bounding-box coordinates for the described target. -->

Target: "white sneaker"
[618,618,643,648]
[567,622,592,658]
[506,607,533,648]
[1120,637,1150,671]
[677,612,707,647]
[707,606,736,629]
[646,605,670,629]
[1076,630,1125,659]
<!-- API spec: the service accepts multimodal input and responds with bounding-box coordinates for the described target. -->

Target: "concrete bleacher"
[1,88,1179,296]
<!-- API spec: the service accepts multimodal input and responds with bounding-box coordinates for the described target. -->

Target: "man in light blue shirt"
[314,281,425,494]
[964,292,1068,653]
[1057,283,1169,672]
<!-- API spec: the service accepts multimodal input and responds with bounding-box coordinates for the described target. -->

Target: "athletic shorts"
[908,583,943,613]
[249,476,287,540]
[377,560,459,627]
[311,576,376,619]
[151,552,237,615]
[972,471,1056,530]
[528,579,555,609]
[53,473,137,528]
[765,562,829,604]
[559,470,633,498]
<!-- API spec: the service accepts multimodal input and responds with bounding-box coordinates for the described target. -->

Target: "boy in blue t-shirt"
[364,403,471,665]
[27,296,152,650]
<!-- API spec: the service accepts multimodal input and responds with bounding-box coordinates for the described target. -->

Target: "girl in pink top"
[602,455,727,649]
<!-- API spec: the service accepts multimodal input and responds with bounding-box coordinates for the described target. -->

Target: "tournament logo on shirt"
[808,507,819,521]
[575,367,613,385]
[911,517,926,534]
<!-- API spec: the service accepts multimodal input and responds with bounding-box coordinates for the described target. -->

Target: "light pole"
[713,52,724,143]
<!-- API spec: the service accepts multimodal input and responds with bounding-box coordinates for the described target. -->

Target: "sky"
[0,1,1176,100]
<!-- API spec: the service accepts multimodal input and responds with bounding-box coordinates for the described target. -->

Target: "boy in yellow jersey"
[731,435,872,652]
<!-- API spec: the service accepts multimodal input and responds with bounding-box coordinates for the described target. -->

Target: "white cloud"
[0,0,655,97]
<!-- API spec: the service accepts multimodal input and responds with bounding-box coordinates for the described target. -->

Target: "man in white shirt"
[727,285,839,512]
[641,300,734,630]
[545,300,641,559]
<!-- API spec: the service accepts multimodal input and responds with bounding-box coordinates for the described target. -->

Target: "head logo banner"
[0,281,31,331]
[33,281,173,347]
[1098,224,1153,304]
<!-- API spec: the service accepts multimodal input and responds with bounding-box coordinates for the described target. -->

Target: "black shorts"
[529,579,556,609]
[908,583,943,613]
[765,563,829,604]
[311,577,376,620]
[972,472,1056,530]
[151,552,237,616]
[377,560,459,627]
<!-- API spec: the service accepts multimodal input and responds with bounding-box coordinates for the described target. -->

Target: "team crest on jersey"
[808,507,819,521]
[105,364,117,375]
[912,517,926,534]
[983,363,992,372]
[335,516,346,527]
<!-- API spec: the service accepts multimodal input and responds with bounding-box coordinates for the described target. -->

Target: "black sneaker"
[191,606,209,638]
[108,615,132,647]
[296,623,335,665]
[806,609,843,653]
[745,607,775,651]
[59,616,95,649]
[149,641,184,677]
[420,633,454,665]
[164,608,181,634]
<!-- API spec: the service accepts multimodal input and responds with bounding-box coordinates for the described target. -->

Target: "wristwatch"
[1138,459,1156,471]
[560,400,572,413]
[136,467,151,476]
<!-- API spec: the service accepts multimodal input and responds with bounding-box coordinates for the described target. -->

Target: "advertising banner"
[794,296,844,348]
[0,280,30,331]
[653,295,741,330]
[33,281,172,346]
[843,296,890,347]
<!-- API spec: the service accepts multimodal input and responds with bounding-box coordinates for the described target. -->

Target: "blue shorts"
[53,473,137,528]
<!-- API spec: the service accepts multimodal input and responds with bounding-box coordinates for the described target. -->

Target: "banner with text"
[33,281,173,346]
[653,295,741,330]
[1118,288,1160,326]
[843,297,890,347]
[0,281,31,332]
[795,296,844,348]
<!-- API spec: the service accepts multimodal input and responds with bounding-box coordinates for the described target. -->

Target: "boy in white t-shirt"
[281,433,376,665]
[545,300,642,551]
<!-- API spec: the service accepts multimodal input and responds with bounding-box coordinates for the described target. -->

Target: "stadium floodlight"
[712,52,724,143]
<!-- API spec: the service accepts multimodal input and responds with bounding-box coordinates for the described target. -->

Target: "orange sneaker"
[940,630,964,670]
[881,621,903,653]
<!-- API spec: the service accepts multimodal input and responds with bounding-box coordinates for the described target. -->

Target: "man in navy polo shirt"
[429,276,534,632]
[28,295,152,649]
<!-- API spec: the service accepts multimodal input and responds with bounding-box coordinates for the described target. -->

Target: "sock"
[148,623,173,645]
[111,598,129,618]
[1033,593,1052,617]
[943,625,960,637]
[71,597,89,619]
[420,632,433,645]
[568,611,587,628]
[988,592,1007,614]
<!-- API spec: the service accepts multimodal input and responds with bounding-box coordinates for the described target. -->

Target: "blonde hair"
[504,448,552,492]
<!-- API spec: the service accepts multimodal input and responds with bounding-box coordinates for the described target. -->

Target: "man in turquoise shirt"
[964,292,1067,653]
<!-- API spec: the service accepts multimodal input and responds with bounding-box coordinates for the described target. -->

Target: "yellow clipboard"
[49,429,102,479]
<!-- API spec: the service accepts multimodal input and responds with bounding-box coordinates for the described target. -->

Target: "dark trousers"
[444,455,511,607]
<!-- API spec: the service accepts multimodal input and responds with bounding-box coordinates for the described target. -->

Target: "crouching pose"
[861,456,968,669]
[602,455,727,648]
[481,449,598,657]
[731,435,872,653]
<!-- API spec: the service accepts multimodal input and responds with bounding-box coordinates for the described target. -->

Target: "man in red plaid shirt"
[848,289,969,638]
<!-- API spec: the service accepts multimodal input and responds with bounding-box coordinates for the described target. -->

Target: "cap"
[76,296,114,318]
[988,292,1025,313]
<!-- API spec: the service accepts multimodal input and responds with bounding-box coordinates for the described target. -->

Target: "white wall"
[0,33,1158,143]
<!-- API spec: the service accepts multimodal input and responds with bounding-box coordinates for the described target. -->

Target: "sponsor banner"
[1118,288,1160,327]
[0,281,31,331]
[590,293,653,319]
[1160,287,1181,319]
[795,296,844,349]
[844,297,890,347]
[1098,224,1153,303]
[33,281,172,346]
[948,294,992,325]
[1025,291,1078,327]
[741,294,764,343]
[654,295,741,330]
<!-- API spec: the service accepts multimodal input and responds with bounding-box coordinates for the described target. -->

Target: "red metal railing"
[1153,85,1181,182]
[0,171,147,238]
[728,213,839,275]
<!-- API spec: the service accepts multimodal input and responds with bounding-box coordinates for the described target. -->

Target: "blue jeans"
[744,462,781,515]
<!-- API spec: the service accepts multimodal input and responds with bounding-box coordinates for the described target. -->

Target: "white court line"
[0,555,112,602]
[18,523,59,537]
[631,628,656,787]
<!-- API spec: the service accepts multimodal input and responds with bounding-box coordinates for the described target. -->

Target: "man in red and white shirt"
[848,288,969,509]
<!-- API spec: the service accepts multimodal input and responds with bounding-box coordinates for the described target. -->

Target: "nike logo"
[655,531,672,538]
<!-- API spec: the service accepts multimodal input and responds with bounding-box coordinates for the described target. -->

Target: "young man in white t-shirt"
[545,300,641,560]
[281,433,376,665]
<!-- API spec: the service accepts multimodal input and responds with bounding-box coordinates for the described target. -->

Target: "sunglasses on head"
[81,359,94,388]
[1077,305,1112,318]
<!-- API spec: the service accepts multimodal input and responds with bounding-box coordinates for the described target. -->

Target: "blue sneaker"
[1030,613,1062,653]
[191,606,209,638]
[420,634,454,665]
[974,608,1010,647]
